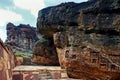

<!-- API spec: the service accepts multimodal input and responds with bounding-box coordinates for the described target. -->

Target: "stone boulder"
[32,37,59,65]
[15,57,23,66]
[37,0,120,79]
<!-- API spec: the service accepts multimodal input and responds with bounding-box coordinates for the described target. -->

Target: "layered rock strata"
[37,0,120,79]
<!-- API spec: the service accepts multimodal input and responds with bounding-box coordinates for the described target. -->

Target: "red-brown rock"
[0,39,15,80]
[37,0,120,79]
[15,57,23,66]
[32,38,59,65]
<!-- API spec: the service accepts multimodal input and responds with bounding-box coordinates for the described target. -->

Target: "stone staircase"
[38,69,52,79]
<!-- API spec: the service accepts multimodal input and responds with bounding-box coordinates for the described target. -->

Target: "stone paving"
[12,66,69,80]
[13,66,63,71]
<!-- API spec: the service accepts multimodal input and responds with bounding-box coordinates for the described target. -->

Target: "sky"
[0,0,87,42]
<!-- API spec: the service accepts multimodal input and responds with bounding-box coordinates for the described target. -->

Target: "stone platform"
[12,66,68,80]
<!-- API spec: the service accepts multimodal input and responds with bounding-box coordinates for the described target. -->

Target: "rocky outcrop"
[37,0,120,32]
[0,39,15,80]
[32,37,59,65]
[37,0,120,79]
[6,22,38,53]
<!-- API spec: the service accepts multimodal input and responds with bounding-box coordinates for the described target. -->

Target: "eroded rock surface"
[6,22,38,53]
[33,37,59,65]
[0,39,15,80]
[37,0,120,79]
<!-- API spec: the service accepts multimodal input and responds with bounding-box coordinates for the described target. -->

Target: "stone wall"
[0,39,15,80]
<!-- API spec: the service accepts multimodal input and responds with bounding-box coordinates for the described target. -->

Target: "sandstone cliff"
[37,0,120,80]
[6,22,38,54]
[0,39,15,80]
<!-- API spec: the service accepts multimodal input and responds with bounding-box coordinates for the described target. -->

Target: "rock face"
[32,37,59,65]
[6,22,38,53]
[37,0,120,79]
[0,39,15,80]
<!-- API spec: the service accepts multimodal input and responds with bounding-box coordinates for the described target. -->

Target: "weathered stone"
[23,58,32,65]
[15,56,32,66]
[0,39,15,80]
[6,22,38,54]
[15,57,23,66]
[12,66,68,80]
[55,30,120,79]
[37,0,120,79]
[32,37,59,65]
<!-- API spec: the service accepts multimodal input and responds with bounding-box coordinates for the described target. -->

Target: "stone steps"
[38,71,52,79]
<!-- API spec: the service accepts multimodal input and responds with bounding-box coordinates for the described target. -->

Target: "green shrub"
[15,53,28,58]
[28,54,33,58]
